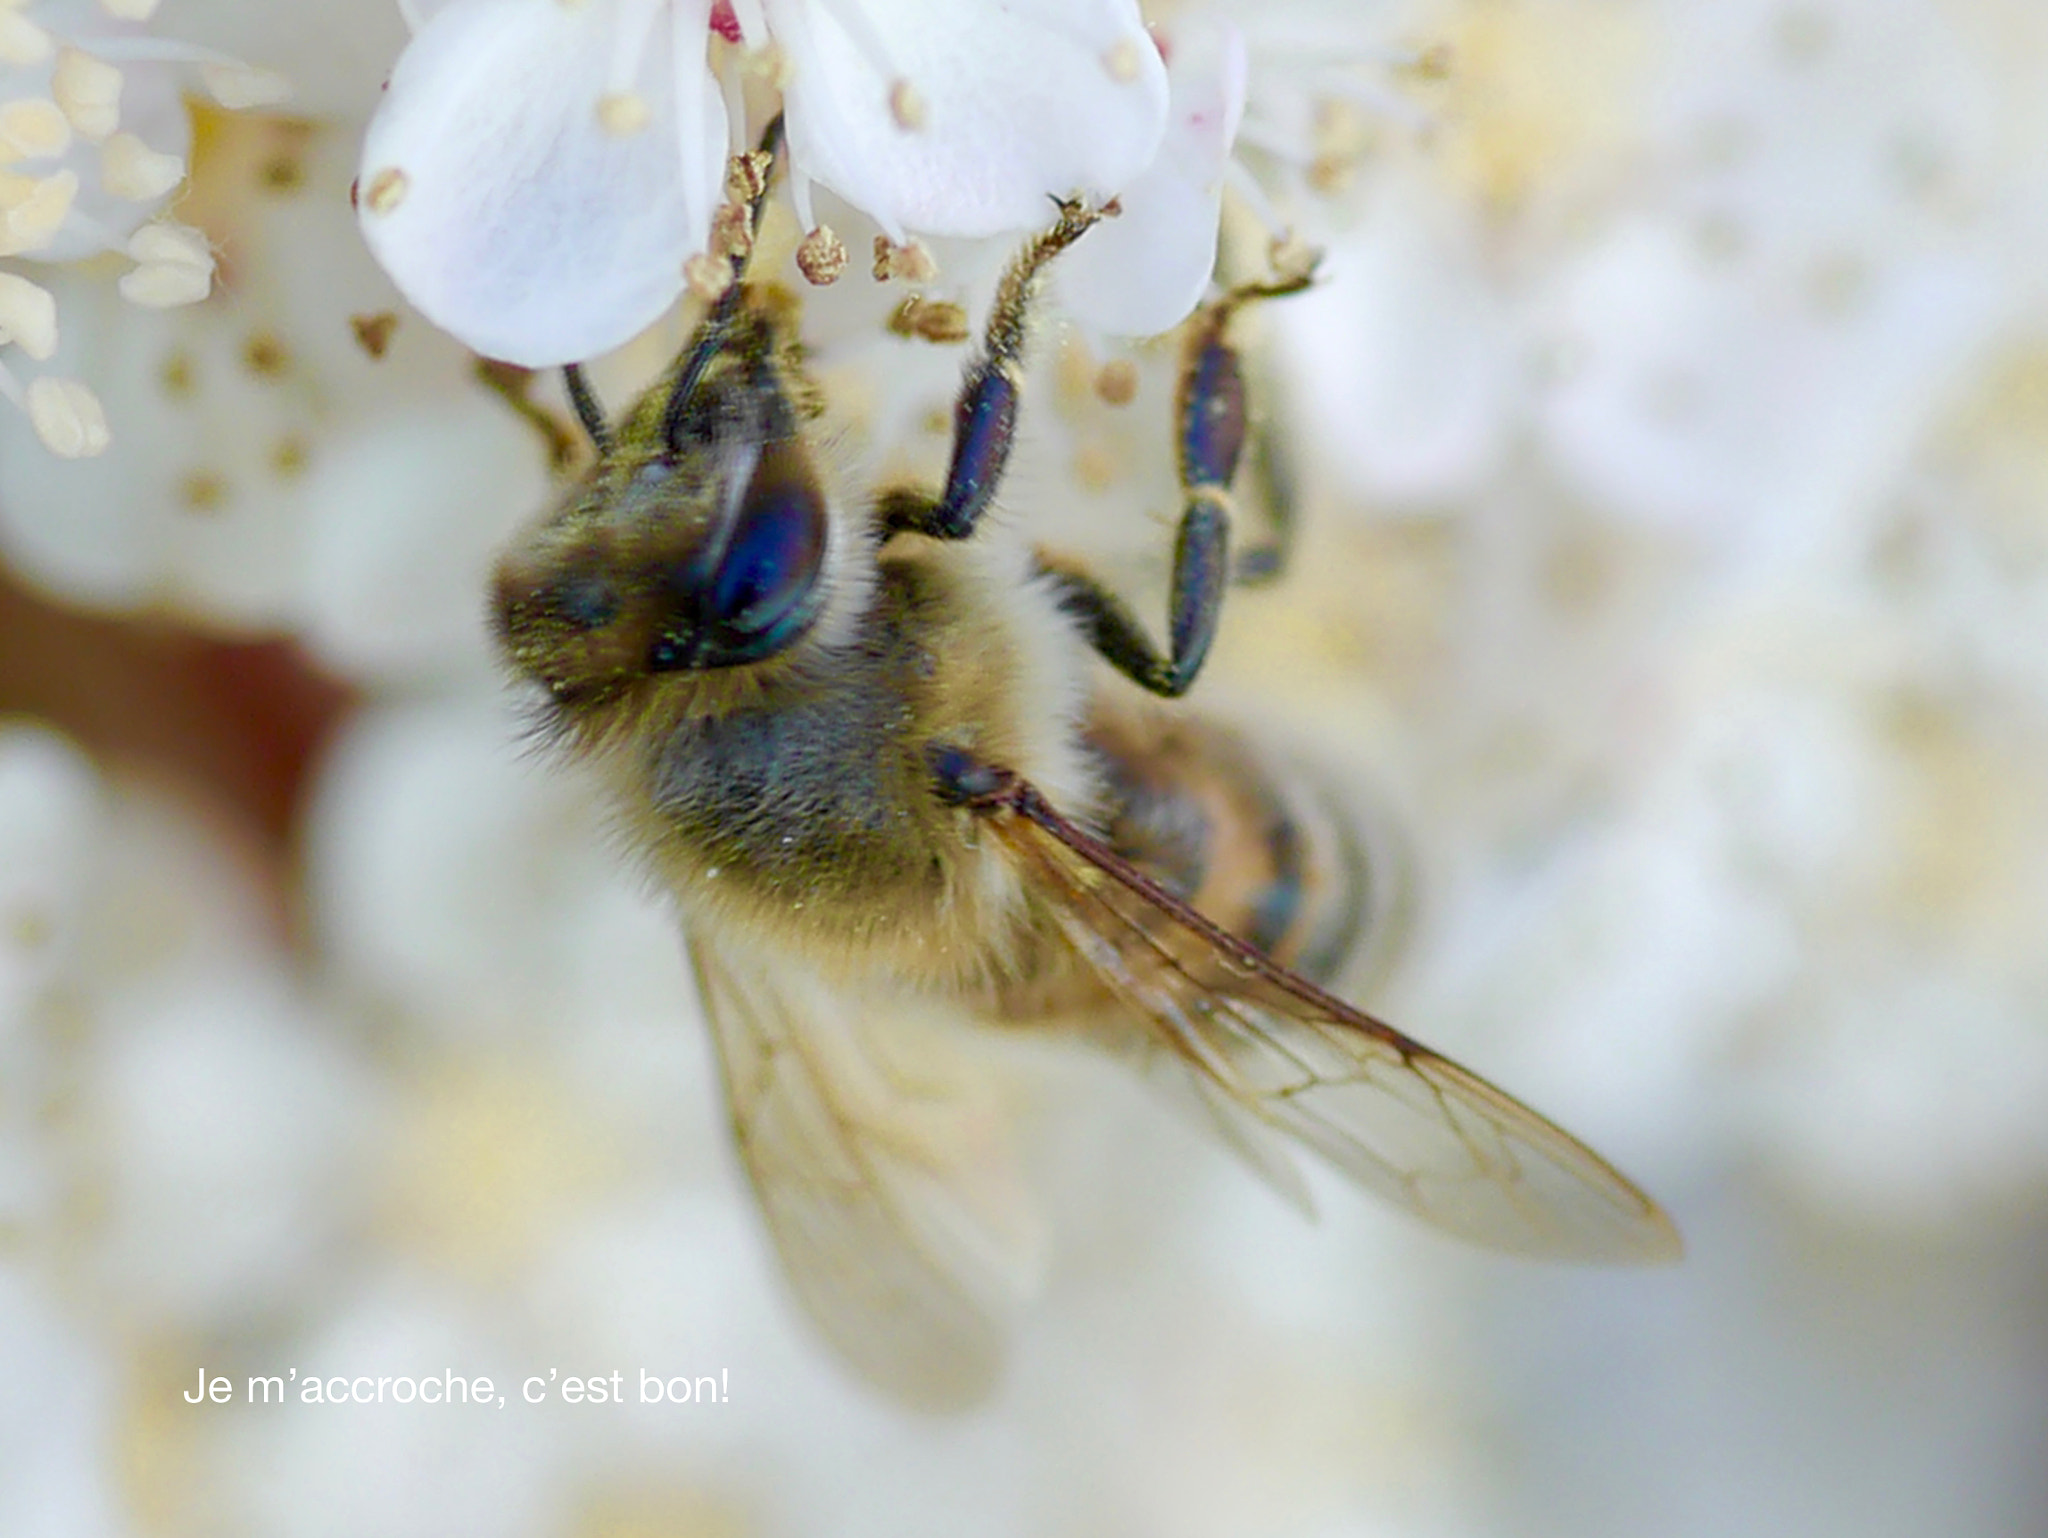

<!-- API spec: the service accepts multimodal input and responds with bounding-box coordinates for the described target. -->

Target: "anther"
[0,272,58,360]
[120,221,215,310]
[724,147,774,204]
[872,235,937,284]
[1094,359,1139,406]
[26,376,109,458]
[0,170,78,257]
[351,312,398,359]
[710,201,753,260]
[52,48,121,141]
[597,90,651,135]
[0,100,72,160]
[362,166,409,216]
[888,78,927,131]
[1103,36,1144,83]
[101,132,184,201]
[200,62,289,110]
[796,225,848,285]
[888,296,970,345]
[684,250,734,302]
[0,13,55,69]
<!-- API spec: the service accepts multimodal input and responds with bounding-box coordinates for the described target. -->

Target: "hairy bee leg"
[1039,271,1317,698]
[1036,501,1230,698]
[880,199,1110,542]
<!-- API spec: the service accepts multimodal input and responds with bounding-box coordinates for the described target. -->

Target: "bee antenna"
[561,363,611,454]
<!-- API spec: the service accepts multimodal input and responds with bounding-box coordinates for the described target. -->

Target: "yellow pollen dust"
[159,349,195,398]
[271,435,310,478]
[1103,36,1143,83]
[242,331,290,378]
[178,468,229,513]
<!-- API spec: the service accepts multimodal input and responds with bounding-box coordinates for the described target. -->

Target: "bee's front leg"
[879,199,1109,543]
[1037,270,1316,699]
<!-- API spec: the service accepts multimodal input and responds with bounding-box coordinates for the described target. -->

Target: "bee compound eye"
[702,441,828,657]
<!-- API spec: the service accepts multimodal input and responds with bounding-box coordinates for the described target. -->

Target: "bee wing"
[973,775,1682,1265]
[688,938,1044,1411]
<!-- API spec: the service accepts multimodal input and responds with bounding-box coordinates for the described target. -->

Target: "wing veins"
[956,767,1681,1263]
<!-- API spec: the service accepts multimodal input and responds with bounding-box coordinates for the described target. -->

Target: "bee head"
[491,294,831,707]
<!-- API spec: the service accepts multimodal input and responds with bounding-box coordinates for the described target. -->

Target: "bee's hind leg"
[1230,371,1301,587]
[879,198,1109,542]
[1037,269,1317,698]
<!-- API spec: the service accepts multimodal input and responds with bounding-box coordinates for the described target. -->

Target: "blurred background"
[5,1,2047,1534]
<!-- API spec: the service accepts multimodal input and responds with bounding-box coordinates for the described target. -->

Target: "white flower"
[1056,9,1247,337]
[0,0,288,457]
[356,0,1170,365]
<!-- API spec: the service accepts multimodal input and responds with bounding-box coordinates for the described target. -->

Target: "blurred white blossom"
[2,3,2048,1537]
[0,0,297,455]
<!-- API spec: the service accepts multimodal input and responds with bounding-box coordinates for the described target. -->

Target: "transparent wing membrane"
[983,777,1682,1265]
[691,942,1045,1410]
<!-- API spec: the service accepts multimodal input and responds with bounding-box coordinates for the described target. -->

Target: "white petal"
[1057,15,1244,336]
[772,0,1167,239]
[356,0,726,366]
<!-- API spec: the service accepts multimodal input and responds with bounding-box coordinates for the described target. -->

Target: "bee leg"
[1184,271,1315,585]
[880,198,1109,542]
[1232,391,1297,587]
[1039,271,1316,698]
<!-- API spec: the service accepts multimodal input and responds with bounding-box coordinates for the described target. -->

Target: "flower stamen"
[51,47,121,141]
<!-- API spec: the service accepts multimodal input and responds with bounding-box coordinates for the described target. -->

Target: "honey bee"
[492,136,1680,1410]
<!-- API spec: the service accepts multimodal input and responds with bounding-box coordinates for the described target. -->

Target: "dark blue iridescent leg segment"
[880,199,1107,541]
[1038,270,1316,699]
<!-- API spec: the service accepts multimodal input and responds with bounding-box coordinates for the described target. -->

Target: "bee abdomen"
[1085,710,1406,991]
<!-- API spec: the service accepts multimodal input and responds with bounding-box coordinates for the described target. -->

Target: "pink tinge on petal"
[774,0,1169,240]
[1057,16,1247,337]
[357,0,724,366]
